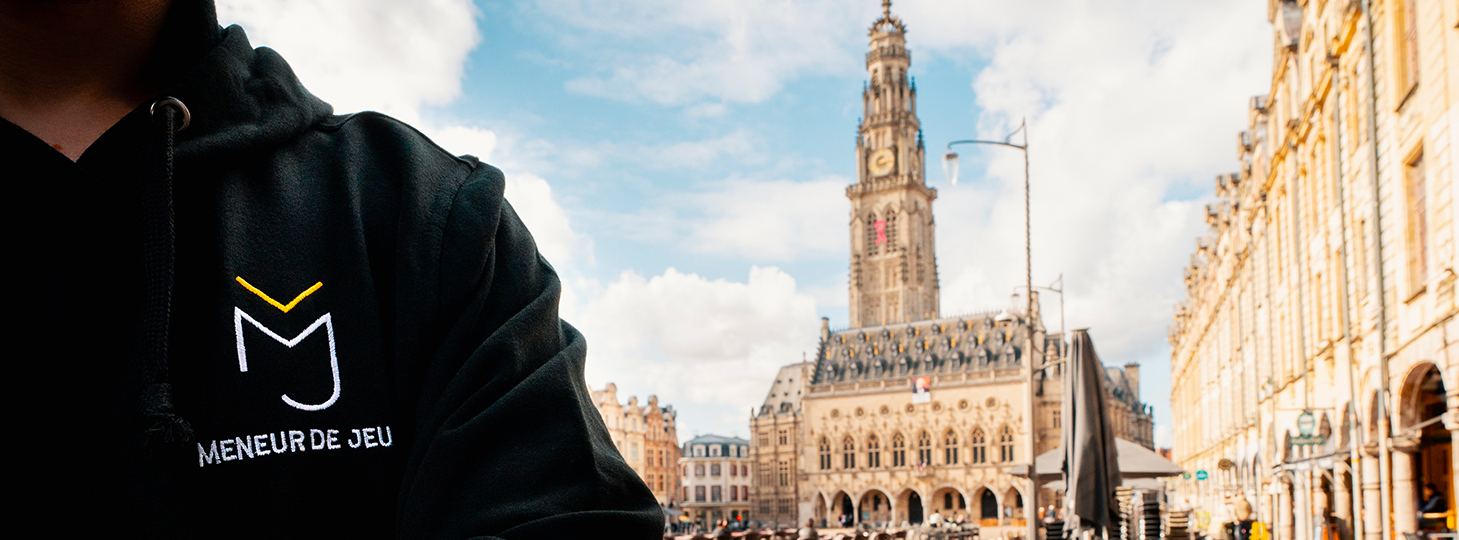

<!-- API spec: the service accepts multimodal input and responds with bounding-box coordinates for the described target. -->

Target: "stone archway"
[857,488,895,526]
[1396,363,1452,534]
[831,490,854,527]
[1003,486,1025,521]
[813,492,827,526]
[974,486,999,522]
[897,489,925,525]
[930,486,968,523]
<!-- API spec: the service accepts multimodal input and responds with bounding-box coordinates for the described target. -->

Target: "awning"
[1009,438,1184,480]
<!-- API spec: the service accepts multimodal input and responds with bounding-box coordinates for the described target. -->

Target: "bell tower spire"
[847,0,938,329]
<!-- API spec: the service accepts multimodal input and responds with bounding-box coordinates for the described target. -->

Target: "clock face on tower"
[869,148,895,176]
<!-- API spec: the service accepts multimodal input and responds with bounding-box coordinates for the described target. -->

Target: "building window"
[1052,410,1061,428]
[778,428,788,446]
[819,437,832,470]
[711,486,722,502]
[842,436,857,469]
[742,464,748,476]
[710,445,721,457]
[683,464,689,477]
[758,430,769,447]
[917,430,932,466]
[630,442,638,460]
[731,485,738,502]
[711,464,721,477]
[684,487,689,501]
[730,463,737,477]
[694,445,705,457]
[778,497,792,514]
[778,460,790,486]
[867,434,881,468]
[1406,151,1429,291]
[998,425,1015,462]
[970,427,987,464]
[885,211,899,249]
[891,432,906,467]
[865,213,880,256]
[696,464,705,477]
[943,429,959,465]
[1397,0,1420,94]
[696,486,705,502]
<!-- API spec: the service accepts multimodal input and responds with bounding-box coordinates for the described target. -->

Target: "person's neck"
[0,0,174,161]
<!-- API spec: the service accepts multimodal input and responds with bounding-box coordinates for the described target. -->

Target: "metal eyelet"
[150,97,191,131]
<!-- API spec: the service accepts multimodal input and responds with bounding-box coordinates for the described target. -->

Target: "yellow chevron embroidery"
[235,277,323,313]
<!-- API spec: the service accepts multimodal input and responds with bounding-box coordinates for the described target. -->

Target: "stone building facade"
[590,383,682,506]
[750,362,814,528]
[680,435,753,528]
[797,312,1153,528]
[1167,3,1458,540]
[748,2,1156,530]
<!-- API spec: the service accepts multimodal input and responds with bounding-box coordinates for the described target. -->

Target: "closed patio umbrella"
[1063,329,1120,536]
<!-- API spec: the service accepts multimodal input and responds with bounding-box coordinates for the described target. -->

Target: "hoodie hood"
[157,1,333,162]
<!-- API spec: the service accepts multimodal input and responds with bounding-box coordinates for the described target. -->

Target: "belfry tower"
[847,0,939,329]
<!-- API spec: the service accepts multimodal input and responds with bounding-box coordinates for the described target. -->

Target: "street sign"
[1293,409,1326,445]
[1291,434,1327,445]
[1218,458,1234,470]
[1196,470,1208,481]
[1296,410,1316,436]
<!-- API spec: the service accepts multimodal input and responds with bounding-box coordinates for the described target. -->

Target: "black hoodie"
[9,2,661,537]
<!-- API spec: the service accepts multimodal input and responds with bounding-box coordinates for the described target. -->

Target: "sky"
[216,0,1276,447]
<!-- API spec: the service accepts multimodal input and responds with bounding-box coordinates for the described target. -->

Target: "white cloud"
[577,266,820,436]
[680,177,848,260]
[534,0,871,107]
[908,0,1271,434]
[216,0,479,123]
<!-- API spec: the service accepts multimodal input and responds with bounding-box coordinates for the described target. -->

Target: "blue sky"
[219,0,1276,446]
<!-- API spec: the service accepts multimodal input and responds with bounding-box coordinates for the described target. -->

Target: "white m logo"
[233,307,341,411]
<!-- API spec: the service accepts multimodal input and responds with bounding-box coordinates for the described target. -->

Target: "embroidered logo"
[233,277,340,411]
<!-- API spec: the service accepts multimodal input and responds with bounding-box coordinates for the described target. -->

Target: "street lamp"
[943,119,1041,540]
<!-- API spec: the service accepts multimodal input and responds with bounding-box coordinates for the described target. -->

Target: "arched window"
[884,209,899,249]
[842,436,857,469]
[865,213,880,256]
[998,425,1015,462]
[917,430,933,466]
[819,437,832,470]
[970,427,987,464]
[867,434,882,468]
[943,429,959,465]
[891,433,907,467]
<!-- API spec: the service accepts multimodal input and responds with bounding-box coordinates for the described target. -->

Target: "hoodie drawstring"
[142,97,192,445]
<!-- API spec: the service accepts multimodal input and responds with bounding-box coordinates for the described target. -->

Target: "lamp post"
[944,119,1039,540]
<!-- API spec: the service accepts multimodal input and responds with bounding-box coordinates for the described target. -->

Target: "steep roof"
[813,310,1059,384]
[757,362,812,417]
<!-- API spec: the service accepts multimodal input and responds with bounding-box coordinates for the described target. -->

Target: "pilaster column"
[1361,448,1383,540]
[1447,391,1459,524]
[1280,480,1295,540]
[1334,462,1352,540]
[1391,444,1418,535]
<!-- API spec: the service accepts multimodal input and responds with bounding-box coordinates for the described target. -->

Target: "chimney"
[1124,363,1141,402]
[820,317,831,343]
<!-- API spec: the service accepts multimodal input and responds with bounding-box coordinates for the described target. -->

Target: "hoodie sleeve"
[395,160,663,539]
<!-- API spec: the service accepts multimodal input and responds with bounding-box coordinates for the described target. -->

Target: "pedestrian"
[799,518,819,540]
[5,0,662,536]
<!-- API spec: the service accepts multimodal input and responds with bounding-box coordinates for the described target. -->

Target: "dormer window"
[710,445,721,457]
